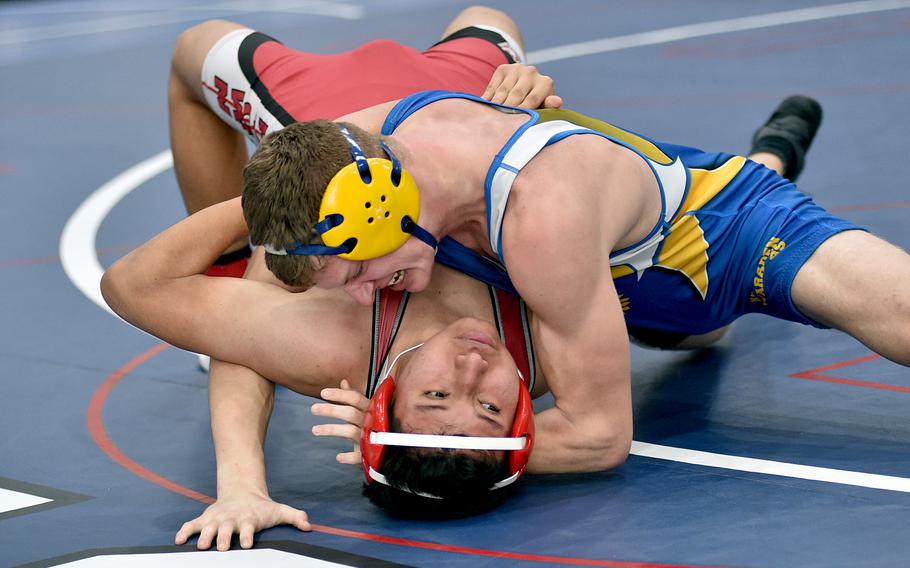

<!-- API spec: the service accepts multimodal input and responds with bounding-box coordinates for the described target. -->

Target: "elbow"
[602,441,631,470]
[100,259,135,321]
[587,428,631,471]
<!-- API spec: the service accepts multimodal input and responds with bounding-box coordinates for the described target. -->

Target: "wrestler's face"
[391,318,521,437]
[311,237,437,306]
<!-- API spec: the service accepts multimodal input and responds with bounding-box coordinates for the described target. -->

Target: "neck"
[391,265,497,354]
[403,137,488,241]
[386,96,531,256]
[384,342,423,381]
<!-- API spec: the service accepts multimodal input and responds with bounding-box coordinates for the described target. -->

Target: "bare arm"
[175,359,311,551]
[524,276,632,473]
[101,198,371,546]
[505,149,638,473]
[101,197,363,389]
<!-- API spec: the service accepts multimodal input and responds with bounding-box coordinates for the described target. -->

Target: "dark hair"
[242,120,383,287]
[363,446,513,518]
[364,410,514,518]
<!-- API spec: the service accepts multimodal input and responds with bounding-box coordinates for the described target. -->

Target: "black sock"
[751,135,797,177]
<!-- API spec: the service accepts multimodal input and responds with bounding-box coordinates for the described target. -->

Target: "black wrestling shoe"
[750,95,823,182]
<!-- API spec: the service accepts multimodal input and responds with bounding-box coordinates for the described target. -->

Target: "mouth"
[457,330,496,348]
[387,270,406,287]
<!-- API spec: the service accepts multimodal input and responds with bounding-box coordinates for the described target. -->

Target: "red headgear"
[360,346,534,497]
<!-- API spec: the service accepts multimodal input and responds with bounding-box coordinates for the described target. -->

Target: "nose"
[454,351,488,385]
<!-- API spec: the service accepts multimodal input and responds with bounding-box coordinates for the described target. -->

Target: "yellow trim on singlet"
[533,110,748,300]
[611,265,635,279]
[654,215,710,298]
[652,156,747,299]
[672,156,746,222]
[536,109,674,165]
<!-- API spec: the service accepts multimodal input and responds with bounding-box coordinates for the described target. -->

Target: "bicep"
[128,273,363,394]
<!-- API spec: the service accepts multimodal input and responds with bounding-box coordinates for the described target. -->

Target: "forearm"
[129,197,246,280]
[209,358,275,498]
[101,197,248,321]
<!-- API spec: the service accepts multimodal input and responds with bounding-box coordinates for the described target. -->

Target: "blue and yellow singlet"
[382,91,861,337]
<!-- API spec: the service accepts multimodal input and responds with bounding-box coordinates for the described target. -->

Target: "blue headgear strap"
[402,216,437,250]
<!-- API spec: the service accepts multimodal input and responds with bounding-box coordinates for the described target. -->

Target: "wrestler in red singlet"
[201,26,524,144]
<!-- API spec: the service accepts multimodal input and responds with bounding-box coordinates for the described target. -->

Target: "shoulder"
[335,100,400,134]
[503,137,630,260]
[500,137,648,317]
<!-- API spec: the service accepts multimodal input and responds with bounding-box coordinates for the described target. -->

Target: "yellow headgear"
[320,156,421,260]
[262,126,437,260]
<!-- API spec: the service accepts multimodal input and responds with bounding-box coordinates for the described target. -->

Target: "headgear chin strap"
[360,344,535,499]
[260,126,437,261]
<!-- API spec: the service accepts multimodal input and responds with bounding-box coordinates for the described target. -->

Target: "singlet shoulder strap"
[489,286,536,393]
[366,288,411,397]
[365,283,535,396]
[382,90,536,135]
[485,119,594,261]
[436,237,517,295]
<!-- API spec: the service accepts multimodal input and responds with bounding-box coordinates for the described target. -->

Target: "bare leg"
[440,6,524,48]
[792,231,910,366]
[169,20,250,253]
[749,152,785,175]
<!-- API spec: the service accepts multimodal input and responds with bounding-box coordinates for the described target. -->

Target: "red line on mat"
[87,342,215,505]
[87,345,729,568]
[790,353,910,393]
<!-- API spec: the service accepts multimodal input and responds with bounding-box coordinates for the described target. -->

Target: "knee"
[174,19,237,55]
[171,20,241,88]
[456,5,512,22]
[450,6,521,44]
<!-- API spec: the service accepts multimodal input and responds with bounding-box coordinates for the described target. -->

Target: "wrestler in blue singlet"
[382,91,863,340]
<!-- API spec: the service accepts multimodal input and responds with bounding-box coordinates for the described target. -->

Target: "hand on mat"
[482,62,563,109]
[175,493,311,551]
[311,379,370,465]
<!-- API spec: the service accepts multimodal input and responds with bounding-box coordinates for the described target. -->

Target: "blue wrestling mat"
[2,1,909,566]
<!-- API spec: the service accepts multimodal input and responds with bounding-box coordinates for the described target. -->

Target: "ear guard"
[261,126,438,261]
[360,374,534,497]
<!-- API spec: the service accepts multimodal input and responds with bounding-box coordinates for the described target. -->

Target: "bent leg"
[440,5,524,51]
[749,95,823,182]
[169,20,249,218]
[792,230,910,365]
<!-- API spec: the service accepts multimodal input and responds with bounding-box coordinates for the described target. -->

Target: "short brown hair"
[242,120,384,287]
